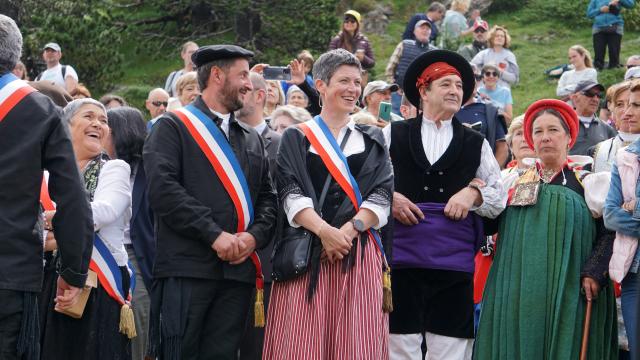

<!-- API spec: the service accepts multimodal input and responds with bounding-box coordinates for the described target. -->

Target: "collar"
[618,132,640,143]
[254,121,268,135]
[578,115,596,124]
[422,115,452,128]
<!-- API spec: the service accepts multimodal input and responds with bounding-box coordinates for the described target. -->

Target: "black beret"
[191,45,254,68]
[403,49,475,108]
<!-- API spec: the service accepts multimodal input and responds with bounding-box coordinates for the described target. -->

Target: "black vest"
[395,40,435,89]
[389,116,484,203]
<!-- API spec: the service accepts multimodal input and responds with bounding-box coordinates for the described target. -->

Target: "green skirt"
[474,184,617,359]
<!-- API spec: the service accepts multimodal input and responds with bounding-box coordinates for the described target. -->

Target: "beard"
[221,79,245,113]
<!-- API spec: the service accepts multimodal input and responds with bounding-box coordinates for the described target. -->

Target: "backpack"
[35,65,67,82]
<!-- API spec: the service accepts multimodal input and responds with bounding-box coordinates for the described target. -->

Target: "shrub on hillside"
[489,0,527,12]
[521,0,591,26]
[624,5,640,31]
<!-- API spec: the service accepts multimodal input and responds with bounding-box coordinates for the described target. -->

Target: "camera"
[609,3,620,15]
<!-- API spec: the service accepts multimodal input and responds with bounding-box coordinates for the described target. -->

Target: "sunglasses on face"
[628,64,639,69]
[484,71,498,77]
[151,101,168,107]
[344,18,357,23]
[580,91,601,98]
[474,29,486,34]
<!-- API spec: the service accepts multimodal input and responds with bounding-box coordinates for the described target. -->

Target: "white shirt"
[382,115,507,219]
[92,160,132,266]
[556,68,598,97]
[283,120,390,229]
[38,64,78,89]
[254,121,268,135]
[209,109,231,137]
[579,115,595,128]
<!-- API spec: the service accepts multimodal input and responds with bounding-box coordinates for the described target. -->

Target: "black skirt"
[40,269,131,360]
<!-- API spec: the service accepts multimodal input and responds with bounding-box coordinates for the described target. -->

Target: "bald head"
[145,88,170,119]
[236,72,268,126]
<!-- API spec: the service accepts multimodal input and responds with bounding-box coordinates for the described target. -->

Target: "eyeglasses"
[474,29,487,34]
[344,18,357,23]
[627,64,639,69]
[580,91,601,98]
[151,101,168,107]
[484,71,498,77]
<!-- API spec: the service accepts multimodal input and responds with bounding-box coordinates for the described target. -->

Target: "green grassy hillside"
[115,3,640,116]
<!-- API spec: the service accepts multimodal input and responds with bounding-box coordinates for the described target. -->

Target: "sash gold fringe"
[255,288,265,327]
[382,268,393,313]
[119,304,137,339]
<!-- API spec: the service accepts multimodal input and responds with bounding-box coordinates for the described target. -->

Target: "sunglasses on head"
[580,90,601,98]
[484,71,498,77]
[344,17,357,23]
[151,101,168,107]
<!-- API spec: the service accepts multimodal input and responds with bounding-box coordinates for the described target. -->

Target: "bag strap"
[316,128,352,211]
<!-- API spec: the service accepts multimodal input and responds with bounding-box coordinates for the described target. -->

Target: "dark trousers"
[238,282,272,360]
[0,290,23,360]
[593,31,622,69]
[157,278,253,360]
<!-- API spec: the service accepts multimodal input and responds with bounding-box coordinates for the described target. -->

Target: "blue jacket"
[587,0,635,28]
[604,139,640,238]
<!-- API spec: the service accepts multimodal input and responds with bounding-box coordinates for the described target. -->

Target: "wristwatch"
[350,218,366,232]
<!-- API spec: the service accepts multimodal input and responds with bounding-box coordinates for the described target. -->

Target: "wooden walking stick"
[579,299,593,360]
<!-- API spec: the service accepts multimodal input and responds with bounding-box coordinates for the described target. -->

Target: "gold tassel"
[119,304,137,339]
[382,268,393,313]
[254,288,265,328]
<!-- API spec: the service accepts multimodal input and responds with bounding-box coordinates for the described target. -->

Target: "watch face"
[353,219,365,232]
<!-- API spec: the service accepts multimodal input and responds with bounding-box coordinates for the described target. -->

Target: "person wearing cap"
[475,99,617,359]
[164,41,199,97]
[570,80,617,156]
[557,45,599,100]
[382,50,505,359]
[0,15,93,360]
[590,81,638,172]
[36,42,79,93]
[457,19,489,61]
[478,63,513,124]
[143,44,277,359]
[440,0,475,50]
[361,80,403,124]
[625,65,640,81]
[605,79,640,359]
[403,2,446,43]
[329,10,375,70]
[471,26,519,89]
[626,55,640,70]
[145,87,170,128]
[386,19,437,115]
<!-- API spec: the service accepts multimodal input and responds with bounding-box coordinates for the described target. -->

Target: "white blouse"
[283,120,390,229]
[92,160,132,266]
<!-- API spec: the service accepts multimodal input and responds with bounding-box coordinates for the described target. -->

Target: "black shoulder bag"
[271,129,352,281]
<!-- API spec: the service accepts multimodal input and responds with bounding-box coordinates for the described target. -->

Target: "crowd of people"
[1,0,640,359]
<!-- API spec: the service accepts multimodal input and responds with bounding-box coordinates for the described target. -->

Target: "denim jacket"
[587,0,635,30]
[604,139,640,272]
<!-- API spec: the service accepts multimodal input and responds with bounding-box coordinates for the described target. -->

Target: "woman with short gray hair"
[270,104,312,134]
[263,49,393,359]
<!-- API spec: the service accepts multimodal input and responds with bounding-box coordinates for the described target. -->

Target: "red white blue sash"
[172,104,263,287]
[40,172,56,211]
[89,233,136,305]
[0,73,35,123]
[299,116,388,265]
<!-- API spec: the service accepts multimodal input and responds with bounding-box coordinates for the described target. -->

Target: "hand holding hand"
[229,232,257,265]
[54,276,82,310]
[392,192,424,226]
[212,232,240,261]
[318,222,352,263]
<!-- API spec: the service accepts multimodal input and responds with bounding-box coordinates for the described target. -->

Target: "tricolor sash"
[0,73,36,123]
[89,233,136,306]
[40,172,56,211]
[172,104,266,324]
[298,116,388,267]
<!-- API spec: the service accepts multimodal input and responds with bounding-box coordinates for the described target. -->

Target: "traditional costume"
[0,71,93,360]
[262,116,393,359]
[384,50,505,359]
[474,99,618,359]
[143,45,277,359]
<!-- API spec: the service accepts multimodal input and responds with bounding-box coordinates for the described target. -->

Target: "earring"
[318,96,323,108]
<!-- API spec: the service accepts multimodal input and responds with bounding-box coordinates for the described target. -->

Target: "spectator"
[286,85,309,108]
[264,80,285,118]
[624,55,640,80]
[12,60,26,80]
[36,42,79,92]
[472,25,519,88]
[145,88,170,127]
[167,71,200,111]
[386,19,437,115]
[329,10,375,70]
[399,94,417,120]
[70,83,91,99]
[440,0,474,50]
[361,80,402,123]
[478,63,514,124]
[458,19,489,61]
[604,79,640,360]
[570,80,617,155]
[105,106,153,360]
[270,104,312,134]
[99,94,127,109]
[627,54,640,69]
[402,2,446,43]
[164,41,199,96]
[557,45,598,100]
[282,50,315,95]
[587,0,635,70]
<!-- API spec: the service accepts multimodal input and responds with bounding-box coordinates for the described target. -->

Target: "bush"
[489,0,528,12]
[624,5,640,31]
[520,0,591,26]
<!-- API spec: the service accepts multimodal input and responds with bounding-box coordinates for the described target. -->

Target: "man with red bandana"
[382,50,506,359]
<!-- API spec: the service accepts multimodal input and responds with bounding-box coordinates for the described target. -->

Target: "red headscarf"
[523,99,579,150]
[415,62,461,90]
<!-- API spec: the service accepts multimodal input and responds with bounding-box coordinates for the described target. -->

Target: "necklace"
[538,167,567,185]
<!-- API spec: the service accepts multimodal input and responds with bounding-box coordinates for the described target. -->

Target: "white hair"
[0,15,22,74]
[62,98,107,126]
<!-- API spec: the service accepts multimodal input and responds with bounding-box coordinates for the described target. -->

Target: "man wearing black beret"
[144,44,277,359]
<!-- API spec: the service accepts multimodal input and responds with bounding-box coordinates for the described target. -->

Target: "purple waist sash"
[392,202,484,273]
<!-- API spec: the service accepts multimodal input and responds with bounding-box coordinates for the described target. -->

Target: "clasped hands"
[212,231,257,265]
[318,221,358,264]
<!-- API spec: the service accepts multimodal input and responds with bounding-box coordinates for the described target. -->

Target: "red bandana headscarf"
[415,62,461,90]
[523,99,579,150]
